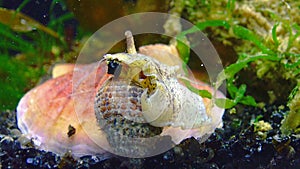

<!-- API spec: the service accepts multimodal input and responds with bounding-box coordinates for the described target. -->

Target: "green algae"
[0,2,76,111]
[281,85,300,135]
[172,0,300,134]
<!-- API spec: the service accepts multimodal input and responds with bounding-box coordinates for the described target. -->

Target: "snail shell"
[93,51,213,156]
[16,41,225,157]
[100,53,209,130]
[95,79,166,156]
[16,62,112,157]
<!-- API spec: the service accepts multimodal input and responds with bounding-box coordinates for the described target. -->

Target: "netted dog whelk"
[16,31,225,158]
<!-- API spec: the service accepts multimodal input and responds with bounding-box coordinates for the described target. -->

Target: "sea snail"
[16,31,225,158]
[97,51,209,129]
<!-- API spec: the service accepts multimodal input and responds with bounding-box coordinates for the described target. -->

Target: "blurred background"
[0,0,172,111]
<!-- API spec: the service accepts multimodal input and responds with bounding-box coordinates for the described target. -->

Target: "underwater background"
[0,0,300,168]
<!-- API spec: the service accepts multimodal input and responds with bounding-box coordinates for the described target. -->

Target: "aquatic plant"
[0,0,76,111]
[173,0,300,135]
[281,86,300,135]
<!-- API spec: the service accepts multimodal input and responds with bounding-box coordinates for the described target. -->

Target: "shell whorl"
[94,78,163,155]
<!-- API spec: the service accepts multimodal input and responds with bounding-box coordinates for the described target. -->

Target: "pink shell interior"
[17,62,112,157]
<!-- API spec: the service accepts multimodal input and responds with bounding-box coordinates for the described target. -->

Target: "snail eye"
[107,60,122,77]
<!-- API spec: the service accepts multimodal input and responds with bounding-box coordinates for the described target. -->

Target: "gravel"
[1,105,299,169]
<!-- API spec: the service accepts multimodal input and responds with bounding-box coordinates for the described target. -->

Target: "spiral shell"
[101,53,209,130]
